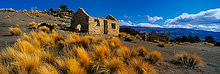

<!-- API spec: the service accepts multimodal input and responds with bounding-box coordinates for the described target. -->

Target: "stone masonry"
[71,8,119,36]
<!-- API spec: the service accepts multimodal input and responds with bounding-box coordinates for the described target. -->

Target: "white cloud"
[123,14,132,19]
[119,20,133,26]
[31,6,38,10]
[147,15,163,22]
[119,20,162,28]
[164,8,220,32]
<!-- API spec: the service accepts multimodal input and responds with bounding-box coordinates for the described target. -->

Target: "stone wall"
[88,17,104,34]
[105,19,119,36]
[71,8,89,32]
[88,17,119,36]
[71,8,119,36]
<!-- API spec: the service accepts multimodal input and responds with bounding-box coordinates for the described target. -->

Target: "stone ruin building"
[71,8,119,36]
[140,32,169,42]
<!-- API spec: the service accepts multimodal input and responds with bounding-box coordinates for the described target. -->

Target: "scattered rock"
[124,37,133,42]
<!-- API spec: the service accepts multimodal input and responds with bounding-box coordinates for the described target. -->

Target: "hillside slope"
[120,26,220,41]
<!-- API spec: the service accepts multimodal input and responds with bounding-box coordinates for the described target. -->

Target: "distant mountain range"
[120,26,220,41]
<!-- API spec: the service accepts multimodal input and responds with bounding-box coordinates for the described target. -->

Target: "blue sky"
[1,0,220,32]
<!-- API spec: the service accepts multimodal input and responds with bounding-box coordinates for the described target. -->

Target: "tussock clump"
[157,42,166,47]
[80,36,96,49]
[149,51,163,64]
[119,32,127,37]
[204,42,214,46]
[102,57,127,74]
[28,21,37,29]
[9,27,22,36]
[75,47,91,68]
[14,40,36,54]
[117,46,131,62]
[94,45,110,62]
[137,46,149,57]
[130,57,156,74]
[37,63,58,74]
[12,53,42,73]
[39,26,50,33]
[135,34,142,40]
[131,47,139,57]
[0,30,161,74]
[108,37,123,48]
[66,58,87,74]
[174,52,203,67]
[64,33,79,44]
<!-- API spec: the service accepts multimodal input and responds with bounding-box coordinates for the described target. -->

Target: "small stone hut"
[71,8,119,36]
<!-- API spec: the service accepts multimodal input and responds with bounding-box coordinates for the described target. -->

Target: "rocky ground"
[0,11,220,74]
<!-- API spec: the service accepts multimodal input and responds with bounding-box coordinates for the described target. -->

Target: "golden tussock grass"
[75,47,91,68]
[21,33,32,41]
[0,30,165,74]
[135,34,142,40]
[204,42,214,46]
[94,45,110,62]
[41,51,54,64]
[131,47,139,57]
[130,57,156,74]
[190,53,203,66]
[119,32,127,37]
[137,46,149,57]
[117,46,131,61]
[66,58,87,74]
[157,42,166,47]
[9,27,22,36]
[37,63,58,74]
[39,26,50,33]
[28,21,37,29]
[108,37,123,48]
[103,57,127,74]
[149,51,163,64]
[0,64,9,74]
[12,53,42,73]
[64,33,79,44]
[14,40,36,54]
[174,51,203,67]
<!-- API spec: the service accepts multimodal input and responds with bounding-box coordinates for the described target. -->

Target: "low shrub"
[9,27,22,36]
[174,52,203,67]
[39,26,50,33]
[157,42,166,47]
[148,51,163,64]
[28,21,37,29]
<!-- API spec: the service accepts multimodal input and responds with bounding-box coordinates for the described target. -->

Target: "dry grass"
[12,53,42,73]
[204,42,214,46]
[174,52,203,67]
[9,27,22,36]
[103,57,127,74]
[131,47,139,57]
[135,34,142,40]
[28,21,37,29]
[108,37,123,48]
[137,46,149,57]
[39,26,50,33]
[119,32,127,37]
[149,51,163,64]
[94,45,110,62]
[38,63,58,74]
[66,58,86,74]
[0,30,163,74]
[75,47,91,68]
[130,57,156,74]
[117,46,131,61]
[157,42,166,47]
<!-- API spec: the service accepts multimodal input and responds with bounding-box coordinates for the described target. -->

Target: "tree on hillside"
[59,5,68,12]
[205,36,215,43]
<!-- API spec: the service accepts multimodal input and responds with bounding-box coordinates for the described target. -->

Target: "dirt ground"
[0,11,220,74]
